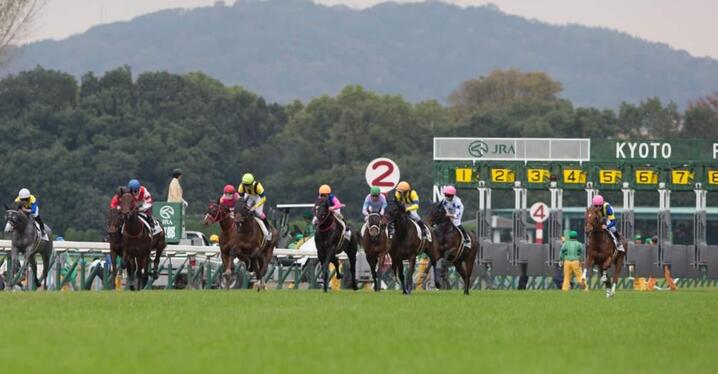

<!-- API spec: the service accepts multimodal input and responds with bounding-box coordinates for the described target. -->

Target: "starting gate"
[434,137,718,286]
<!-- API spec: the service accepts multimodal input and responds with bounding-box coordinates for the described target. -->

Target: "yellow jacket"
[394,190,419,212]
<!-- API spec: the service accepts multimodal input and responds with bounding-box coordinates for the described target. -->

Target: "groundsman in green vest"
[560,231,587,291]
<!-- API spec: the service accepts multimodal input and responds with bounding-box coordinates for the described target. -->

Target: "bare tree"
[0,0,44,61]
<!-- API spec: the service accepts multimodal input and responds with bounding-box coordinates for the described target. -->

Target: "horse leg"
[600,256,613,298]
[611,254,626,297]
[152,245,164,280]
[221,248,232,291]
[347,240,358,291]
[583,255,595,291]
[367,253,379,292]
[393,258,406,295]
[405,256,416,295]
[29,253,40,289]
[461,255,476,295]
[252,257,264,291]
[318,251,329,293]
[331,256,343,281]
[40,248,51,290]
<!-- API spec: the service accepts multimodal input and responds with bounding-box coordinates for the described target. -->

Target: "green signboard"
[152,202,184,244]
[433,138,718,191]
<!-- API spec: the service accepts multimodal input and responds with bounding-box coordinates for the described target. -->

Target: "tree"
[449,69,563,119]
[0,0,44,62]
[683,93,718,139]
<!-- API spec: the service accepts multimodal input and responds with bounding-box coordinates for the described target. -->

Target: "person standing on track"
[560,230,586,291]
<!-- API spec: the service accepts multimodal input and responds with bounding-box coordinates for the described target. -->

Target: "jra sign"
[152,202,183,244]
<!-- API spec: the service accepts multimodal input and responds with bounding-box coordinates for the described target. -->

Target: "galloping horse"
[203,202,242,289]
[585,205,628,298]
[313,197,359,292]
[233,199,277,291]
[106,208,124,288]
[118,193,166,290]
[426,202,478,295]
[360,212,389,291]
[383,199,439,294]
[3,205,53,289]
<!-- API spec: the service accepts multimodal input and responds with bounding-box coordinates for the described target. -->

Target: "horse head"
[427,202,448,226]
[366,212,383,237]
[584,205,602,238]
[119,192,136,215]
[382,199,406,225]
[107,208,123,234]
[4,206,28,233]
[203,202,228,225]
[313,196,331,225]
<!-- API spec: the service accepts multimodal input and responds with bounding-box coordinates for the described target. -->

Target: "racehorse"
[203,202,243,289]
[360,212,389,291]
[383,199,439,294]
[584,205,628,298]
[233,199,277,291]
[313,196,359,292]
[3,205,53,290]
[426,202,478,295]
[106,208,124,288]
[118,193,166,290]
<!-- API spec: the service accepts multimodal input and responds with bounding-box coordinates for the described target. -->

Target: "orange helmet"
[397,181,410,192]
[318,184,332,194]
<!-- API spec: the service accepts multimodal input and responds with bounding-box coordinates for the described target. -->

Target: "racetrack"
[1,290,716,373]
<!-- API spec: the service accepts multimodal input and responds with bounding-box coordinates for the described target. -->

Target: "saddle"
[411,220,432,243]
[33,221,49,241]
[253,217,272,248]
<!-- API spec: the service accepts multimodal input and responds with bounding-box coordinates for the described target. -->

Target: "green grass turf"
[0,289,716,373]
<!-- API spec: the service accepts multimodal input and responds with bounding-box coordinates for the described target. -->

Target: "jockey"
[109,186,130,210]
[592,195,625,252]
[441,186,470,247]
[128,179,155,231]
[394,181,428,237]
[238,173,271,238]
[315,184,344,223]
[15,188,45,234]
[219,184,241,218]
[560,230,586,291]
[362,186,387,219]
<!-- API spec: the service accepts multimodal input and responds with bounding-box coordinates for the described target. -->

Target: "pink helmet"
[444,185,457,196]
[592,195,604,206]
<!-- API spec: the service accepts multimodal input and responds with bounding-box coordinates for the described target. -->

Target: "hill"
[2,0,717,107]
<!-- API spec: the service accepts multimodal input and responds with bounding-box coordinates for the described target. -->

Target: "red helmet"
[224,184,235,194]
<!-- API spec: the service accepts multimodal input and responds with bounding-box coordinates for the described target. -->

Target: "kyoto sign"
[153,202,183,244]
[590,139,718,163]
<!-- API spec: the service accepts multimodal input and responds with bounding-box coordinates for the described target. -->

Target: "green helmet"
[569,230,578,239]
[370,186,381,196]
[242,173,254,184]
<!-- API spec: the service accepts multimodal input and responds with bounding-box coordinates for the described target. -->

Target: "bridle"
[366,213,382,237]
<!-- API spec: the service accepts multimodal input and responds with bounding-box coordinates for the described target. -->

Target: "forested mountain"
[1,67,715,239]
[2,0,717,107]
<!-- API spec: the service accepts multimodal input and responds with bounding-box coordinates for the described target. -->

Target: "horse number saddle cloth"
[411,220,432,242]
[253,217,273,247]
[138,215,163,236]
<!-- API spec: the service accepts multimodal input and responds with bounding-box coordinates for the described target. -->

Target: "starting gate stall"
[434,137,718,289]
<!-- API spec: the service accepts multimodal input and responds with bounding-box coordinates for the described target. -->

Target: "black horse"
[313,197,358,292]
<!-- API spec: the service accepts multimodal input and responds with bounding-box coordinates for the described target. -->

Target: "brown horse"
[383,199,440,294]
[119,193,166,290]
[426,202,478,295]
[233,199,277,291]
[584,205,628,298]
[106,208,124,288]
[313,197,359,292]
[360,212,389,291]
[203,202,242,289]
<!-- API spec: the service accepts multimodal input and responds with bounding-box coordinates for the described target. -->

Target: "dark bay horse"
[119,193,166,290]
[203,202,242,289]
[106,208,124,288]
[233,200,277,291]
[3,205,53,289]
[585,205,628,298]
[383,200,439,294]
[360,212,389,291]
[426,202,478,295]
[313,197,358,292]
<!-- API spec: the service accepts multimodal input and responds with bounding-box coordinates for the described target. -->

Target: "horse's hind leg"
[405,256,416,295]
[367,253,379,292]
[29,254,40,290]
[393,260,406,295]
[331,256,343,281]
[347,241,358,291]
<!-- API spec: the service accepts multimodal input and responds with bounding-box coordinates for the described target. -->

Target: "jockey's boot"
[609,230,625,252]
[417,220,428,239]
[458,225,470,247]
[36,216,46,236]
[261,217,272,241]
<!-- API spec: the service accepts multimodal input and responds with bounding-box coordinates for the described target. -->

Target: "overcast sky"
[26,0,718,59]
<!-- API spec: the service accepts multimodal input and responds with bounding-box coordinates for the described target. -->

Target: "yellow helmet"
[209,234,219,243]
[397,181,411,192]
[318,184,332,194]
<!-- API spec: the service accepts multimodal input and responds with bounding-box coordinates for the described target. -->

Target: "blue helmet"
[128,179,141,192]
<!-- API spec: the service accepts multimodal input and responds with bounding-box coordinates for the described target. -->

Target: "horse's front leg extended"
[405,256,417,294]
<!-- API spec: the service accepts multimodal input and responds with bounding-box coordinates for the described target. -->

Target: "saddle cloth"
[138,215,163,236]
[411,220,432,242]
[33,221,50,241]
